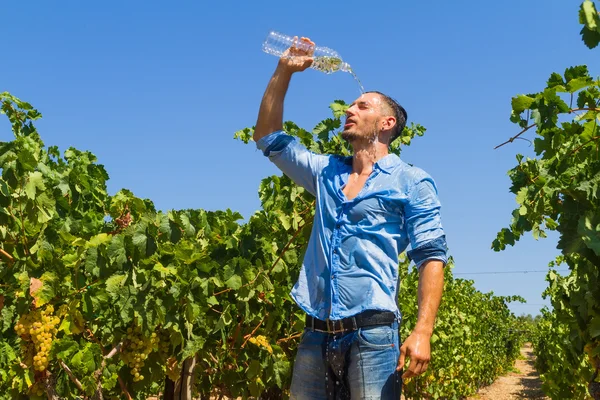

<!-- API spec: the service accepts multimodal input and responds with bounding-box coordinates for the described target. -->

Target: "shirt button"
[333,249,337,255]
[332,274,336,279]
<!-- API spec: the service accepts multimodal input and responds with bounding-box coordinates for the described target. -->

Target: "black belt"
[305,310,396,334]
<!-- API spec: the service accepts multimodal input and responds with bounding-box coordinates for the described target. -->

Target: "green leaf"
[547,73,565,89]
[330,100,349,118]
[36,192,55,223]
[581,25,600,49]
[580,0,600,30]
[0,341,16,364]
[566,77,593,93]
[52,337,79,360]
[107,235,127,267]
[225,274,242,290]
[24,171,45,199]
[0,178,9,206]
[132,230,147,255]
[580,119,598,142]
[578,214,600,256]
[511,95,535,114]
[233,127,254,144]
[181,335,206,360]
[312,118,341,142]
[271,359,289,389]
[515,187,528,205]
[564,65,590,83]
[86,233,110,248]
[590,316,600,338]
[185,302,201,324]
[105,274,127,296]
[247,359,261,379]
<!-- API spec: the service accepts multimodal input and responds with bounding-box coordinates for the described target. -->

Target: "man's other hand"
[397,330,432,378]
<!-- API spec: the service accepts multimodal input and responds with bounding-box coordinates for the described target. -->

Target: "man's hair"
[366,91,407,146]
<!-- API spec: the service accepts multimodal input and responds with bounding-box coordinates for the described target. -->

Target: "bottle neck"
[339,62,352,73]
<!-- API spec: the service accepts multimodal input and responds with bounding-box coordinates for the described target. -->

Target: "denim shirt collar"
[339,153,401,174]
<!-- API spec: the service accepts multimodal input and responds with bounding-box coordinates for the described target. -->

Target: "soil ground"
[465,343,548,400]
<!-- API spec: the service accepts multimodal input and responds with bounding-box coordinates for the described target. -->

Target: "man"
[254,37,447,399]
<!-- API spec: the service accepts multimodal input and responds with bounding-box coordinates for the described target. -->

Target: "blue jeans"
[290,321,401,399]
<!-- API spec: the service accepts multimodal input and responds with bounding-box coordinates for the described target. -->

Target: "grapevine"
[494,64,600,399]
[0,92,525,399]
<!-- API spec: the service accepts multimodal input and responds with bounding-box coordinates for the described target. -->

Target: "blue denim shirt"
[257,130,447,320]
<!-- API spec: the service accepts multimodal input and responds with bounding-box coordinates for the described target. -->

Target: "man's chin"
[341,130,360,142]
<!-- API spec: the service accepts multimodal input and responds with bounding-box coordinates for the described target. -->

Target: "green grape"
[15,306,60,372]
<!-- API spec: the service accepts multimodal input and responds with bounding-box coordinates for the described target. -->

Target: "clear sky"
[2,1,597,316]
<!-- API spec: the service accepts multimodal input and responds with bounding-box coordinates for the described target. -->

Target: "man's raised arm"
[254,37,314,142]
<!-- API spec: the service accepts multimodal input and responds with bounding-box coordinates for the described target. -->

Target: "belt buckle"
[326,318,344,334]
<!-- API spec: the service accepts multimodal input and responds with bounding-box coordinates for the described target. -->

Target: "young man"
[254,37,447,399]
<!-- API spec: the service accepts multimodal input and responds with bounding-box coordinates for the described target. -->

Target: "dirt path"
[467,343,547,400]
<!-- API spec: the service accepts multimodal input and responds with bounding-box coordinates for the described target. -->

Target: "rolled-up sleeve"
[404,171,448,267]
[256,130,328,196]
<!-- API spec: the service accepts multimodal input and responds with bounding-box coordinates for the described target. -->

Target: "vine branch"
[104,342,123,359]
[276,331,303,344]
[117,377,133,400]
[0,248,13,263]
[495,124,537,149]
[241,314,267,349]
[570,136,600,155]
[568,107,600,113]
[59,360,84,392]
[496,107,600,150]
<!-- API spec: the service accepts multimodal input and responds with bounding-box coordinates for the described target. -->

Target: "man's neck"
[351,142,389,175]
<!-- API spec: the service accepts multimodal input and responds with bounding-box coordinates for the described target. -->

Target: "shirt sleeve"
[404,171,448,267]
[256,130,328,196]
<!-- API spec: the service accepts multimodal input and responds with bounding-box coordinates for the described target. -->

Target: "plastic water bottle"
[262,31,352,74]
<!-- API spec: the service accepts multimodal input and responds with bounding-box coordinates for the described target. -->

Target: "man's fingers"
[397,344,407,372]
[415,360,428,376]
[401,352,430,377]
[408,357,420,377]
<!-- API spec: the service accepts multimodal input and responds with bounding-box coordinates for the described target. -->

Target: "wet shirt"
[257,130,447,320]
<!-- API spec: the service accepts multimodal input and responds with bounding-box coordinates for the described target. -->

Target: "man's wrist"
[275,63,296,78]
[413,325,434,337]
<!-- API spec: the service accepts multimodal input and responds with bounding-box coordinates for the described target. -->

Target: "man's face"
[341,93,385,143]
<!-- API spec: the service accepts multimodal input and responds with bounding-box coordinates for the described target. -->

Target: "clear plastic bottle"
[262,31,352,74]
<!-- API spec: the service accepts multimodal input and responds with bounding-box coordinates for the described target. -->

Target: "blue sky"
[1,1,597,316]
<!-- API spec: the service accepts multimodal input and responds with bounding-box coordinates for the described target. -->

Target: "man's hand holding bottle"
[278,36,314,74]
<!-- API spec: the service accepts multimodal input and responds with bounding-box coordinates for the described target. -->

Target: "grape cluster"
[14,306,60,372]
[158,329,170,358]
[29,381,45,397]
[121,325,159,382]
[248,335,273,354]
[165,356,181,382]
[115,211,132,229]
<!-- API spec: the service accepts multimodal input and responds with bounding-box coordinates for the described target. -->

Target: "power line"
[453,269,569,275]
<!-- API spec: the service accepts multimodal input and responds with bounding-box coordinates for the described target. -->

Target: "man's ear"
[382,116,397,132]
